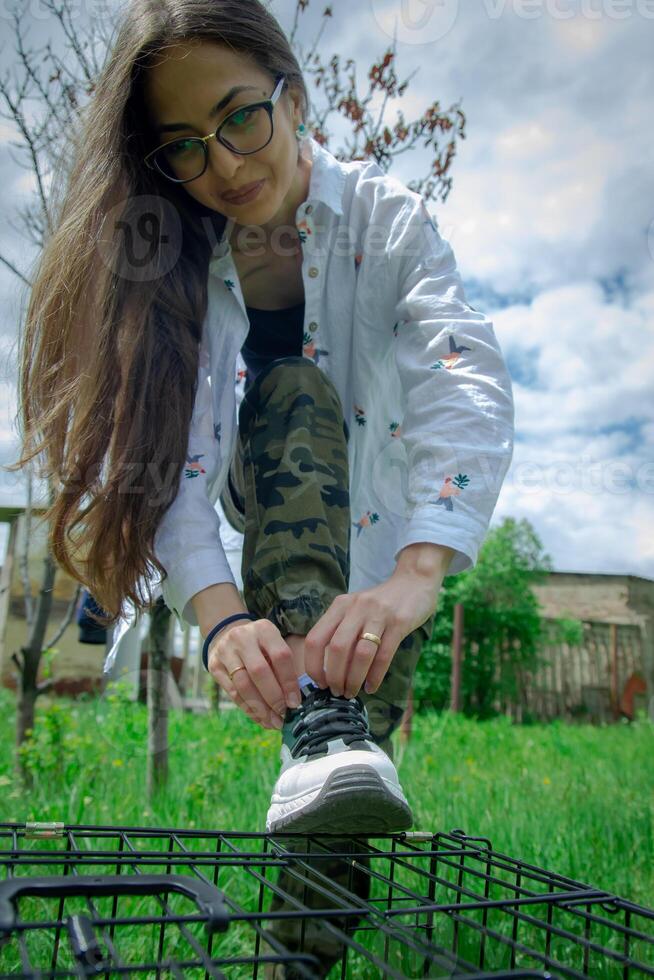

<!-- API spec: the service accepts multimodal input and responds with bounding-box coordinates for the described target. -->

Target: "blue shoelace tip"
[297,672,321,696]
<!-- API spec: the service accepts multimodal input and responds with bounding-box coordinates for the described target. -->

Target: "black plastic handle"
[0,873,230,937]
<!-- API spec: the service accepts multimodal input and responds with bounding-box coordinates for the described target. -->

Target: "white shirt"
[104,135,514,669]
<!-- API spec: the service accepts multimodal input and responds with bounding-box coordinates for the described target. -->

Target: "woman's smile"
[222,178,266,205]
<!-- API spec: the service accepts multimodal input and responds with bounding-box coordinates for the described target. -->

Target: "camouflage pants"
[219,357,435,976]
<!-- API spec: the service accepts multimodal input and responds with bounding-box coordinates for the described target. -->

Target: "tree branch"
[0,251,31,288]
[46,582,82,649]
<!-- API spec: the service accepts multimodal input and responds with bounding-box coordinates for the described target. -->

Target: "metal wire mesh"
[0,821,651,978]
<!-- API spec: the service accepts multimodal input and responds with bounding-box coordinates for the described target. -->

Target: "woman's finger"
[214,665,283,729]
[212,622,288,718]
[227,655,286,723]
[343,634,383,700]
[360,623,405,695]
[232,690,283,730]
[329,617,385,699]
[304,596,348,684]
[256,620,302,708]
[211,651,274,724]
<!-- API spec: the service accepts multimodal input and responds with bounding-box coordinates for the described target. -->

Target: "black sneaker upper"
[282,685,376,760]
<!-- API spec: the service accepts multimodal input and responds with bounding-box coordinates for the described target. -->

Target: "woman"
[10,0,513,901]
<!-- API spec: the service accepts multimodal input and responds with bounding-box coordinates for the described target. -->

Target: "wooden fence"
[492,620,647,724]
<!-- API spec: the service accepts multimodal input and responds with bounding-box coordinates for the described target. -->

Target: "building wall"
[0,513,191,698]
[0,514,105,695]
[503,572,653,723]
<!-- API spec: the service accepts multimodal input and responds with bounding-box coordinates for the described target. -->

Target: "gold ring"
[227,664,247,681]
[360,631,382,647]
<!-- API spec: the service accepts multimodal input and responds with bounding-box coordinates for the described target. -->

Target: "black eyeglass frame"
[143,73,287,184]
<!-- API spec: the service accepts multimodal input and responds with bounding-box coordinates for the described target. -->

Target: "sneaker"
[265,674,414,834]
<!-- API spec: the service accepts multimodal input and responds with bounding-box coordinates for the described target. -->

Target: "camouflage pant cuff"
[266,587,332,638]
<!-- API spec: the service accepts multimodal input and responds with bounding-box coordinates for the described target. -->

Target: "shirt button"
[308,267,319,278]
[305,204,313,214]
[308,321,318,332]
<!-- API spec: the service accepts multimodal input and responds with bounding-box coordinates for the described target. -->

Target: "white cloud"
[490,278,653,577]
[548,11,620,55]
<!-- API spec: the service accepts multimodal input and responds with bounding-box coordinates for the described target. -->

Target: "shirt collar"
[210,136,346,266]
[302,135,346,217]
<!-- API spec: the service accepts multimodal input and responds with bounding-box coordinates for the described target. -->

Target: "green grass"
[0,686,652,977]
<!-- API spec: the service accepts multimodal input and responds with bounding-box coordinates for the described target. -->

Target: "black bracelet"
[202,612,257,672]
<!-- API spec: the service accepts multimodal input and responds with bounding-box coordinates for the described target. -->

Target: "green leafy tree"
[413,517,584,719]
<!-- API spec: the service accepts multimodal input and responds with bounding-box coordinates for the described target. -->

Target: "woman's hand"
[303,570,442,700]
[207,619,302,730]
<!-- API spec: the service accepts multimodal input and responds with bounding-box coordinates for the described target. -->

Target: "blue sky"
[0,0,652,579]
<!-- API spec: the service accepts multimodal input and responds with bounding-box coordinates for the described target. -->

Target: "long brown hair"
[5,0,309,627]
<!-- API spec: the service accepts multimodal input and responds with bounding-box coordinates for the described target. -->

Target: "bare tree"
[0,0,111,778]
[146,597,171,799]
[0,0,466,784]
[288,2,465,202]
[11,469,82,783]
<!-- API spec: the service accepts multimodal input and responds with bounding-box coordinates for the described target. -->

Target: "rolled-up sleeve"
[386,193,515,574]
[153,352,237,628]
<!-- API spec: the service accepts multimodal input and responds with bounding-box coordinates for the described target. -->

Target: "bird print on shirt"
[296,218,312,244]
[354,403,367,427]
[353,510,380,537]
[434,474,470,511]
[389,421,402,438]
[185,454,206,479]
[302,332,329,364]
[431,335,472,371]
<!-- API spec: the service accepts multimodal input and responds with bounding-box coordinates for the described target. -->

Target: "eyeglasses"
[144,74,286,184]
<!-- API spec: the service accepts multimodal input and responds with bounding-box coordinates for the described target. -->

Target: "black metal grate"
[0,822,651,978]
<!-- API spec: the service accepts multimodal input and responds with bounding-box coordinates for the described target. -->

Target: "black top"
[241,301,305,390]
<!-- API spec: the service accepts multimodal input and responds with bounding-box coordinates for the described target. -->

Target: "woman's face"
[142,40,308,247]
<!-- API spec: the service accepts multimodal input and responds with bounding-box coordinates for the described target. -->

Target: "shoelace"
[289,689,374,759]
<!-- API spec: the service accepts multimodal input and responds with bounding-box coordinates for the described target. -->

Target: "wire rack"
[0,822,651,978]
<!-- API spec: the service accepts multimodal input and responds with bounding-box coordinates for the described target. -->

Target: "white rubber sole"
[266,764,413,835]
